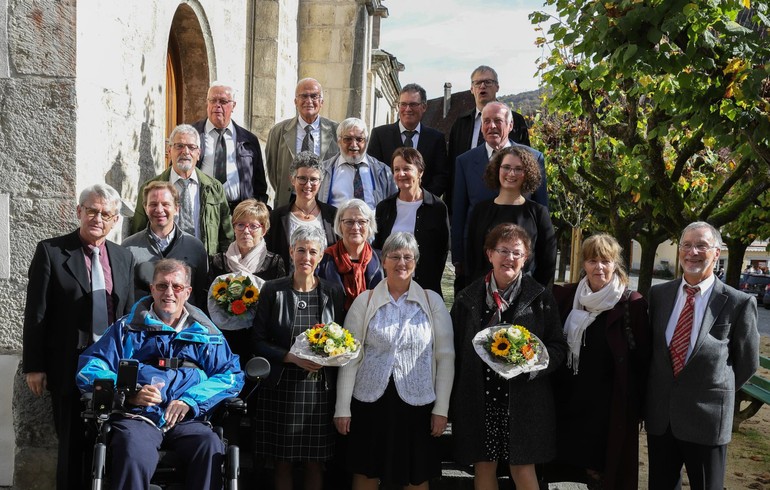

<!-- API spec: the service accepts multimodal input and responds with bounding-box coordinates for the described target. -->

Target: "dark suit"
[645,278,758,489]
[192,119,269,205]
[367,122,449,197]
[450,143,548,265]
[22,230,135,489]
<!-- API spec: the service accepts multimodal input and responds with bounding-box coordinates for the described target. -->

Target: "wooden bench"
[733,355,770,431]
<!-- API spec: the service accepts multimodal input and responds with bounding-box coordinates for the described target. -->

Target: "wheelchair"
[82,357,271,490]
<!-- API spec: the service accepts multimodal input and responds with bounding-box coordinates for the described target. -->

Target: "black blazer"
[192,119,269,204]
[251,276,345,386]
[22,230,135,395]
[265,196,338,270]
[373,189,449,296]
[367,122,449,197]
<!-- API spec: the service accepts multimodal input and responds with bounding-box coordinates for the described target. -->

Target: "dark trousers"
[110,418,225,490]
[51,390,88,490]
[647,425,727,490]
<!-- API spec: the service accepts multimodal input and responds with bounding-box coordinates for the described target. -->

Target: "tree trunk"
[723,237,750,289]
[570,227,583,283]
[558,232,570,283]
[636,241,658,296]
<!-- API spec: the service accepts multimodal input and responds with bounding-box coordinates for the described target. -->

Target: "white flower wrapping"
[472,325,550,380]
[289,333,361,367]
[207,272,264,331]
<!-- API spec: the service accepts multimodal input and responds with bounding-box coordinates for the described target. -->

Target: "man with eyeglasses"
[318,117,397,210]
[76,258,244,490]
[23,183,135,489]
[133,124,234,258]
[123,181,209,308]
[190,81,269,210]
[646,222,758,490]
[367,83,449,197]
[265,78,340,208]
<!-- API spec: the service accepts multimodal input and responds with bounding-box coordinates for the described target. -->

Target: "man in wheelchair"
[76,258,244,490]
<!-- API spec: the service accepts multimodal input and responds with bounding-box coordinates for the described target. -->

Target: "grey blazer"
[265,116,339,208]
[645,278,759,446]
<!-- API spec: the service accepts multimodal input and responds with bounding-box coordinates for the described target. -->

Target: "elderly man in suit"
[318,117,397,210]
[23,183,135,489]
[367,83,449,197]
[133,124,234,257]
[451,101,548,292]
[191,81,269,210]
[646,221,758,490]
[265,78,339,208]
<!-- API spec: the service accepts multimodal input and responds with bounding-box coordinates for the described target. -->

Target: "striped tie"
[669,284,699,376]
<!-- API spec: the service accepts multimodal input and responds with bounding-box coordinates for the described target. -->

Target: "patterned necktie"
[214,128,227,184]
[301,125,314,152]
[669,284,700,376]
[476,112,485,147]
[177,179,196,235]
[403,130,415,148]
[352,163,364,200]
[91,246,109,340]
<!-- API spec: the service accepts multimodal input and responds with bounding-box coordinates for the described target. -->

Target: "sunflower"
[490,336,511,357]
[212,281,228,300]
[307,327,325,344]
[242,285,259,304]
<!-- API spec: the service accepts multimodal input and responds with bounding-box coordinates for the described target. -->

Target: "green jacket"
[132,167,234,256]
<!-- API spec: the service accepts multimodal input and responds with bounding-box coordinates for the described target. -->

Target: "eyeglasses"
[171,143,200,152]
[82,206,117,221]
[398,102,423,110]
[500,165,525,175]
[472,79,498,87]
[341,219,369,229]
[341,136,366,144]
[493,249,526,259]
[297,93,322,101]
[207,98,233,106]
[294,176,321,186]
[235,223,263,232]
[153,282,188,293]
[679,243,716,253]
[387,254,415,263]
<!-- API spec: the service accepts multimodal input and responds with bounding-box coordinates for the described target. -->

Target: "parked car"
[739,273,770,301]
[762,284,770,309]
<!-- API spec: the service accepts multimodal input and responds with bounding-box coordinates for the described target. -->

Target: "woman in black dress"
[252,226,345,490]
[465,146,556,286]
[550,234,651,489]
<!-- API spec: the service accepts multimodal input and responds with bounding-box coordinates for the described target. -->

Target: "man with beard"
[133,124,234,257]
[646,222,758,490]
[317,117,397,210]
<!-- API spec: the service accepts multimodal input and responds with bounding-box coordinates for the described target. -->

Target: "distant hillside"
[499,88,546,117]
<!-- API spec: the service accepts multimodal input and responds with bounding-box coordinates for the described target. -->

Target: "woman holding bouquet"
[549,234,650,489]
[334,232,454,489]
[451,223,566,490]
[251,226,345,490]
[208,198,285,360]
[318,199,384,311]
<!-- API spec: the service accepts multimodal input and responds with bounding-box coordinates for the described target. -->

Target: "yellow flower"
[490,337,511,357]
[212,281,228,299]
[307,328,325,344]
[242,285,259,304]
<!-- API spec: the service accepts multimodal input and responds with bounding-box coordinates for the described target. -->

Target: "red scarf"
[326,241,373,310]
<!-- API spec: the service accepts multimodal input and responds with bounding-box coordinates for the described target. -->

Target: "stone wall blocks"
[8,0,76,77]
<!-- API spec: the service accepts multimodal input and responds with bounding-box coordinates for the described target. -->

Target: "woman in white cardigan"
[334,232,454,490]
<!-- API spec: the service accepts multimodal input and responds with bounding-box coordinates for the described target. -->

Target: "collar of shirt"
[150,224,176,250]
[680,273,716,299]
[298,116,320,131]
[388,289,410,306]
[398,121,421,134]
[485,140,512,159]
[205,119,235,139]
[169,167,199,185]
[335,154,368,168]
[148,304,192,332]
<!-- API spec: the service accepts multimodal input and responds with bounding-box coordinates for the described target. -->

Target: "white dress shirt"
[399,121,421,148]
[169,168,201,239]
[201,120,240,202]
[329,155,375,209]
[296,116,321,155]
[665,274,717,362]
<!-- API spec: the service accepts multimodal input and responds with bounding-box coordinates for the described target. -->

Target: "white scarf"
[563,275,625,374]
[224,239,267,276]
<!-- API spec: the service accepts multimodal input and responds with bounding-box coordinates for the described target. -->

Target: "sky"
[379,0,558,100]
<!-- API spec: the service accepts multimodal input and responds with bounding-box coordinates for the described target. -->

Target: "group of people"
[21,64,760,490]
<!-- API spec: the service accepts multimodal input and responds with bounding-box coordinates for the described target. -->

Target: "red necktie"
[669,284,699,376]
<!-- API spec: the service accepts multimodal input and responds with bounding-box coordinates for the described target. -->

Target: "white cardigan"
[335,279,455,417]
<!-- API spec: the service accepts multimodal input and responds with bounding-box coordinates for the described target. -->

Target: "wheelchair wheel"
[225,444,240,490]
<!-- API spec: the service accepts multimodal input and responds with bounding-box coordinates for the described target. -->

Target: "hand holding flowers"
[290,321,361,367]
[472,323,549,379]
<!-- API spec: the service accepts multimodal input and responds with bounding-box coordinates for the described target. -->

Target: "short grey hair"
[296,78,324,97]
[167,124,200,147]
[153,258,191,285]
[471,65,499,82]
[290,225,327,251]
[208,81,236,101]
[79,183,121,210]
[382,232,420,264]
[680,221,722,248]
[290,151,325,179]
[401,83,427,104]
[482,101,512,124]
[337,117,368,140]
[334,199,377,239]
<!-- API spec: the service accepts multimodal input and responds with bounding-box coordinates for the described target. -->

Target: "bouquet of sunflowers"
[472,324,549,379]
[207,272,264,331]
[289,321,361,367]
